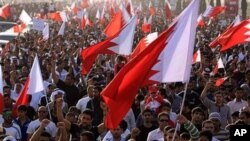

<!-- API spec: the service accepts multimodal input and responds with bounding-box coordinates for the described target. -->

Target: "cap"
[209,112,221,122]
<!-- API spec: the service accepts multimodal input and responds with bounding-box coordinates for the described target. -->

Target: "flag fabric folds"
[101,0,200,129]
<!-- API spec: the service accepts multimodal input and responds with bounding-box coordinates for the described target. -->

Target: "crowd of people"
[0,0,249,141]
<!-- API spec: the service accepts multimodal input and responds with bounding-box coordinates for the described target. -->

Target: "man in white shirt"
[26,106,57,140]
[227,87,248,113]
[76,85,94,113]
[147,112,170,141]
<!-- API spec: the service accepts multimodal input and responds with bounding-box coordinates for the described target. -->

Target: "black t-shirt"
[72,125,99,140]
[136,125,157,141]
[57,80,80,107]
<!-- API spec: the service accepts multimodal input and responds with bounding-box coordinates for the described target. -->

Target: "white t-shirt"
[76,96,91,112]
[1,123,21,139]
[102,129,130,141]
[26,119,58,137]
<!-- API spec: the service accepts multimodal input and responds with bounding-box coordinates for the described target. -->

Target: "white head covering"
[50,89,65,102]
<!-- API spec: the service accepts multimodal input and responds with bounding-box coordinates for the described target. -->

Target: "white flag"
[58,22,66,36]
[42,24,49,40]
[150,0,200,83]
[28,55,44,94]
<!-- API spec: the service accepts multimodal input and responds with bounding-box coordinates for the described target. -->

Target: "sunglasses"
[159,119,169,122]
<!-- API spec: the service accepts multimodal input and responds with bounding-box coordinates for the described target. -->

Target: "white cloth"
[147,128,164,141]
[123,108,136,131]
[29,92,44,111]
[26,119,58,137]
[76,96,91,113]
[227,99,248,113]
[1,123,21,139]
[102,129,130,141]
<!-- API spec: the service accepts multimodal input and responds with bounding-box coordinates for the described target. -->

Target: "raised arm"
[56,98,71,130]
[29,119,50,141]
[51,60,59,84]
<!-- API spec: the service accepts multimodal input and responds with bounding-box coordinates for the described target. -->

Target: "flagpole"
[172,81,189,141]
[43,89,53,121]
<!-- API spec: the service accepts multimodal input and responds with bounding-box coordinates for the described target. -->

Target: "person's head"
[87,85,94,98]
[2,109,12,124]
[191,107,205,123]
[208,112,221,129]
[235,87,245,99]
[80,131,95,141]
[39,132,52,141]
[64,74,74,85]
[198,130,213,141]
[50,89,65,102]
[158,112,170,130]
[213,91,224,105]
[37,106,48,120]
[142,109,153,123]
[92,86,101,99]
[3,94,12,107]
[81,109,93,127]
[164,128,180,141]
[110,120,127,139]
[47,84,55,94]
[231,111,240,123]
[66,112,77,123]
[159,102,172,114]
[239,111,250,124]
[3,86,11,95]
[202,120,215,133]
[17,105,27,118]
[180,132,190,141]
[14,83,23,93]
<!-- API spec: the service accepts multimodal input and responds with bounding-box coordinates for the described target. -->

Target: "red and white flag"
[0,65,4,114]
[104,4,130,38]
[101,0,200,129]
[192,49,201,64]
[203,5,225,18]
[126,0,134,15]
[81,16,137,75]
[13,55,44,115]
[19,10,32,25]
[130,32,158,59]
[81,0,89,8]
[165,0,172,19]
[215,77,228,87]
[84,11,93,27]
[0,4,10,19]
[197,14,205,28]
[148,1,156,15]
[142,15,152,33]
[213,57,224,74]
[71,2,80,15]
[210,19,250,51]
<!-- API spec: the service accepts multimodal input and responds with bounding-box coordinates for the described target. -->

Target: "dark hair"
[180,132,190,140]
[119,120,128,132]
[82,109,94,119]
[231,111,240,117]
[192,107,205,116]
[80,131,95,141]
[18,105,27,112]
[142,109,153,115]
[41,131,52,139]
[239,111,250,118]
[199,130,213,141]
